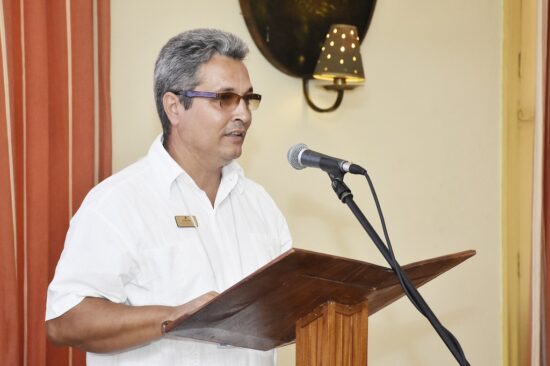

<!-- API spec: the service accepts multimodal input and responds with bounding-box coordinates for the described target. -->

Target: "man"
[46,29,292,365]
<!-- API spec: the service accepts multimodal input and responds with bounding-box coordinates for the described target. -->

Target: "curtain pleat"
[544,0,550,360]
[71,0,95,209]
[97,0,111,180]
[45,0,71,364]
[0,2,20,364]
[543,0,550,362]
[0,0,111,365]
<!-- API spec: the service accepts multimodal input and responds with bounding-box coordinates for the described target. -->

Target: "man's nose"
[233,97,252,122]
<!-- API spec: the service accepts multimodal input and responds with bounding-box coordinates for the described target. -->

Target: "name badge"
[175,215,198,228]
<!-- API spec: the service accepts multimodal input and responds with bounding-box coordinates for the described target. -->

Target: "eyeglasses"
[172,90,262,111]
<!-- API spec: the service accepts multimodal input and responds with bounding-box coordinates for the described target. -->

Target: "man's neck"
[166,142,221,207]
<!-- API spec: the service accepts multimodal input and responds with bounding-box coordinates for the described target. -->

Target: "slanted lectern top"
[166,248,475,357]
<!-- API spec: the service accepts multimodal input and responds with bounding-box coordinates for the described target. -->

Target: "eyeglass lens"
[219,92,261,111]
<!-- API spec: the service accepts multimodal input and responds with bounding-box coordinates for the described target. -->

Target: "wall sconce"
[239,0,377,112]
[303,24,365,113]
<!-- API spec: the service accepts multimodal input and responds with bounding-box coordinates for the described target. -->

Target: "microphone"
[287,143,366,175]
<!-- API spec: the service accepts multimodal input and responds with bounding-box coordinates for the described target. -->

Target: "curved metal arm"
[302,78,344,113]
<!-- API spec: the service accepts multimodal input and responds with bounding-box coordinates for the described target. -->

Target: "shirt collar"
[147,134,245,200]
[220,160,245,197]
[147,135,184,199]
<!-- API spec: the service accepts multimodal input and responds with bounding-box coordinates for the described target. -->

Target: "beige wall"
[111,1,502,365]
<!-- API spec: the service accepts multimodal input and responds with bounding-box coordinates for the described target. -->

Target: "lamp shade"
[313,24,365,83]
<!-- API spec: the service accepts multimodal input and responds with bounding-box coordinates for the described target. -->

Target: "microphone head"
[287,143,308,170]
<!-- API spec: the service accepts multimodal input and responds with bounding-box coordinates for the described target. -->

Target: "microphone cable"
[359,170,470,365]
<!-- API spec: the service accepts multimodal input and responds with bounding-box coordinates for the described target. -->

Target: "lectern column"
[295,300,369,366]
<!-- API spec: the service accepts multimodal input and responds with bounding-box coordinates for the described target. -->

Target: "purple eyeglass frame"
[171,90,262,110]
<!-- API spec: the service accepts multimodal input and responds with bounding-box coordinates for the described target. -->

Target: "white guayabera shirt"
[46,136,293,365]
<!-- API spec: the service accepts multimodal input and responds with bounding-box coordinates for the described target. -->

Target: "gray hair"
[154,28,249,143]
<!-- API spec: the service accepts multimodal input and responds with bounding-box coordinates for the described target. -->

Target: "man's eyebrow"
[217,86,254,93]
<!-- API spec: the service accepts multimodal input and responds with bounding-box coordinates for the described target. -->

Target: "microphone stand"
[327,170,470,366]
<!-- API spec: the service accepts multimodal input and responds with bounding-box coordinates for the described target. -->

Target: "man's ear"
[163,92,183,126]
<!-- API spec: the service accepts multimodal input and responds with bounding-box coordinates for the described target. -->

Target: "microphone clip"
[328,171,353,203]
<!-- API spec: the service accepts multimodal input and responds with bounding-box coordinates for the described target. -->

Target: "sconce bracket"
[302,78,345,113]
[323,83,358,91]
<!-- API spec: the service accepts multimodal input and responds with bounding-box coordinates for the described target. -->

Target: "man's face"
[169,54,254,169]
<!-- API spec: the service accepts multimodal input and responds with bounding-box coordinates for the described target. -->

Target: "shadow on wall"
[370,299,476,364]
[285,191,360,253]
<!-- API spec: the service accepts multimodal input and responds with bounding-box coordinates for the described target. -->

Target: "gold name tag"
[175,215,198,228]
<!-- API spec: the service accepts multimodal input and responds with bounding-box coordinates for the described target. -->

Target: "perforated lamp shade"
[313,24,365,83]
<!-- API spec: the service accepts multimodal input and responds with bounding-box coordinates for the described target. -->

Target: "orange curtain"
[544,0,550,362]
[0,0,111,365]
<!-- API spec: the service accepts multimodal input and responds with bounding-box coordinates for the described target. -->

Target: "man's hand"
[166,291,218,324]
[46,291,219,353]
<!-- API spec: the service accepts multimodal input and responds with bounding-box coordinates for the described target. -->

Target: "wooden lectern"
[166,248,475,365]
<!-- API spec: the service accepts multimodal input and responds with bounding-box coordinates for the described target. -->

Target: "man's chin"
[221,148,243,165]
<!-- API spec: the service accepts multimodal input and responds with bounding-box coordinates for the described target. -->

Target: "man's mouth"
[225,131,245,137]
